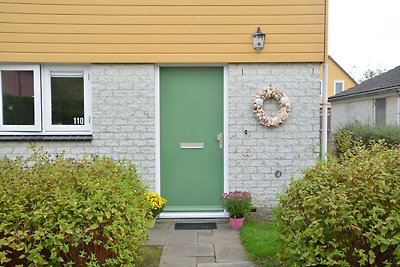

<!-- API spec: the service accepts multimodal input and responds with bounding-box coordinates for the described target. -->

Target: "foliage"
[0,147,151,266]
[358,67,385,83]
[221,191,252,219]
[276,140,400,266]
[335,124,400,156]
[145,192,167,218]
[240,220,282,267]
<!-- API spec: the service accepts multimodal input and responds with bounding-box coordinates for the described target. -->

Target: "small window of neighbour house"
[0,65,41,131]
[0,64,91,135]
[334,80,344,95]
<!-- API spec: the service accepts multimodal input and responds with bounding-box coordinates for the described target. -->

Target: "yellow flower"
[146,192,167,218]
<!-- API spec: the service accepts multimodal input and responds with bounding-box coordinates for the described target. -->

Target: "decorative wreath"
[253,86,292,127]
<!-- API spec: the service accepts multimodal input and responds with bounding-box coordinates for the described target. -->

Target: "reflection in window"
[51,74,84,126]
[1,71,34,125]
[334,81,344,95]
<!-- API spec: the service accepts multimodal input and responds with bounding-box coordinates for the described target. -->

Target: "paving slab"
[159,256,196,267]
[165,231,197,245]
[162,245,215,257]
[215,245,248,263]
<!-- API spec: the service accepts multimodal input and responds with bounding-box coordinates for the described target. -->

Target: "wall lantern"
[252,27,265,52]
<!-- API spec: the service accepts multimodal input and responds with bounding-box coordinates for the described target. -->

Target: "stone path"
[146,219,253,267]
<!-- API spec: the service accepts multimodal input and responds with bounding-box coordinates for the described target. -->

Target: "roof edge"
[329,87,400,102]
[328,55,357,84]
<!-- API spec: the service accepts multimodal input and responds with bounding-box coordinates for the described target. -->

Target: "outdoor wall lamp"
[252,27,265,52]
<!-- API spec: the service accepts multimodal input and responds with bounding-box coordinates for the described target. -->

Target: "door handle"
[216,132,223,149]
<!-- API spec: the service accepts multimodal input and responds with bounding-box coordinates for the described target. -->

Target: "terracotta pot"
[229,217,244,230]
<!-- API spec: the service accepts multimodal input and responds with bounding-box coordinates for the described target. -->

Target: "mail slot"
[180,143,205,149]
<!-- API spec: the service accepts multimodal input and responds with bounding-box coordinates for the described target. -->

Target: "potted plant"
[221,191,252,230]
[145,192,167,228]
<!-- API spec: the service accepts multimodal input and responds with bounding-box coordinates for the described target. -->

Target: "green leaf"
[368,250,375,264]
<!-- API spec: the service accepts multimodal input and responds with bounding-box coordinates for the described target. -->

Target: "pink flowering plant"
[221,191,252,218]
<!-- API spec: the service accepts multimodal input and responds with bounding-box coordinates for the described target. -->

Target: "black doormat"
[175,222,217,230]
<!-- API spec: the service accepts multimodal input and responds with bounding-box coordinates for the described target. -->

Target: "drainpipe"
[321,63,328,161]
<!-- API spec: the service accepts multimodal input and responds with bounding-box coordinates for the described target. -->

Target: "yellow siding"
[319,56,357,102]
[0,0,327,63]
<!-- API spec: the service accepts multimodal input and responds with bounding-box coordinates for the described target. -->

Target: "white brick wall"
[0,63,320,208]
[228,63,320,206]
[386,95,398,125]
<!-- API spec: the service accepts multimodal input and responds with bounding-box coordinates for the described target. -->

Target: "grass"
[136,246,163,267]
[240,220,282,267]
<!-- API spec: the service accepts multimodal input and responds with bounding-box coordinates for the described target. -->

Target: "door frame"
[155,64,229,218]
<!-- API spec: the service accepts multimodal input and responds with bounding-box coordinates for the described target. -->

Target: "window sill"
[0,135,93,142]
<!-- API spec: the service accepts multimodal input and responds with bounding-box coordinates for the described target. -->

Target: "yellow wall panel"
[0,0,327,63]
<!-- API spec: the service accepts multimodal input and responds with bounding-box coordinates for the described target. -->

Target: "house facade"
[330,65,400,133]
[0,0,327,217]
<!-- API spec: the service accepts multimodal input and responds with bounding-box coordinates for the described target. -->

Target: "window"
[334,80,344,95]
[375,98,386,125]
[0,64,91,135]
[0,65,41,131]
[43,66,91,132]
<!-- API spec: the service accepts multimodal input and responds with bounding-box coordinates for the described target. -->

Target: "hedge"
[277,140,400,266]
[0,147,151,266]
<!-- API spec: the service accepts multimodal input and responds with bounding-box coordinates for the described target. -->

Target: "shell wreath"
[253,86,291,127]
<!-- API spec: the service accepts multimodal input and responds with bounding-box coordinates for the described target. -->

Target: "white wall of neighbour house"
[228,63,320,207]
[331,93,399,134]
[386,95,398,125]
[330,98,375,133]
[0,63,320,207]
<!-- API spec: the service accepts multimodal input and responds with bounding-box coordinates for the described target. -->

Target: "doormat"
[175,222,217,230]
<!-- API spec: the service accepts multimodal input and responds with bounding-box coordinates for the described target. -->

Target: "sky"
[328,0,400,81]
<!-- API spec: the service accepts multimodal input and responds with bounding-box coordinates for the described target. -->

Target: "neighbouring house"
[318,56,357,143]
[329,65,400,133]
[0,0,327,217]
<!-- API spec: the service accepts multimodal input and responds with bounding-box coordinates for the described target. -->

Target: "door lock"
[216,132,223,149]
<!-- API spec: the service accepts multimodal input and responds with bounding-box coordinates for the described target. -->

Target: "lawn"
[136,245,163,267]
[240,220,282,267]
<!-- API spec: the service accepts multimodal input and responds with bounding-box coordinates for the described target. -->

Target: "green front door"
[160,67,224,212]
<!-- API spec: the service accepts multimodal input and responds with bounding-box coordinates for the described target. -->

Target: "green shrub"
[335,124,400,156]
[0,147,151,266]
[276,140,400,266]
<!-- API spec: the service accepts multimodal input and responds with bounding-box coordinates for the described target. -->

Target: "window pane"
[1,71,34,125]
[375,98,386,125]
[335,82,343,94]
[51,76,84,125]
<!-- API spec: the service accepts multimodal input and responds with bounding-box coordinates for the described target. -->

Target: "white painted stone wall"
[331,94,399,133]
[386,95,398,125]
[331,98,374,133]
[0,63,320,207]
[228,63,320,207]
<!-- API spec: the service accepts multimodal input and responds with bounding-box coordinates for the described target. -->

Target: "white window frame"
[334,80,344,95]
[42,65,92,133]
[0,64,41,132]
